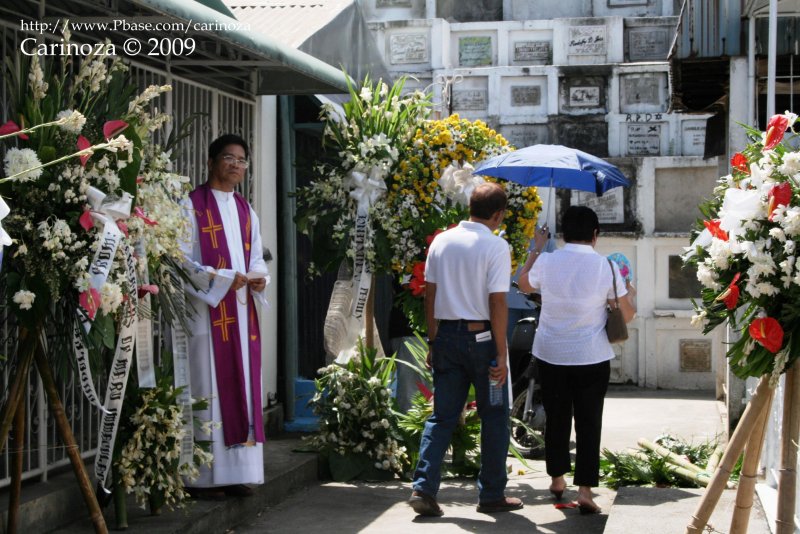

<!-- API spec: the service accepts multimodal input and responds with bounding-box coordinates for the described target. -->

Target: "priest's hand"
[231,272,248,292]
[248,277,266,292]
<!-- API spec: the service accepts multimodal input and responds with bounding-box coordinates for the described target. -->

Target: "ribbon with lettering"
[347,166,386,321]
[168,269,195,467]
[134,239,156,388]
[95,243,138,492]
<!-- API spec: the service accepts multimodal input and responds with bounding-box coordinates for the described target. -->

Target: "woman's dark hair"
[208,134,250,161]
[561,205,599,243]
[469,183,507,219]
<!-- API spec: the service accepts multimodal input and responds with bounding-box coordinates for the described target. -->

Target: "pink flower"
[102,120,128,139]
[79,210,94,231]
[133,206,158,226]
[0,120,28,140]
[137,284,159,298]
[79,288,101,320]
[77,135,92,167]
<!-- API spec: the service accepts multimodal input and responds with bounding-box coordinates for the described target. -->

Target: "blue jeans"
[411,321,510,502]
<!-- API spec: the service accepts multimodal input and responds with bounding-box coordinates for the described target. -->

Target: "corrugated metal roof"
[225,0,355,48]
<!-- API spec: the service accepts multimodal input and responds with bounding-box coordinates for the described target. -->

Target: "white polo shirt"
[527,243,628,366]
[425,220,511,320]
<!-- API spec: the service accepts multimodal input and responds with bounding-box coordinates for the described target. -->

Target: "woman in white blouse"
[518,206,636,515]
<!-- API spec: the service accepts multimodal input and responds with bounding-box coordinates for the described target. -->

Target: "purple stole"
[190,184,264,446]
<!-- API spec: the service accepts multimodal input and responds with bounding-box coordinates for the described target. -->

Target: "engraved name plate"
[452,89,488,110]
[628,28,669,61]
[568,25,606,55]
[511,86,541,107]
[569,86,600,107]
[513,40,551,62]
[680,339,712,372]
[627,123,661,155]
[389,33,428,64]
[459,36,493,67]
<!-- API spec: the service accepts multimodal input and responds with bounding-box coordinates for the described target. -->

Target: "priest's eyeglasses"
[221,154,250,168]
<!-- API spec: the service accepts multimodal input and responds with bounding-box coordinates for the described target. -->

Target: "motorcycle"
[508,282,546,457]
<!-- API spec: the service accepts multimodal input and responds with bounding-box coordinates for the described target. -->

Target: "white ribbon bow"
[438,162,484,207]
[87,185,133,223]
[348,167,388,208]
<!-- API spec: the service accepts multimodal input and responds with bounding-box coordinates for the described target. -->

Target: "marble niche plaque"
[511,86,541,107]
[628,28,670,61]
[568,25,606,56]
[389,33,428,64]
[627,123,661,155]
[570,188,624,223]
[452,89,488,110]
[377,0,412,6]
[681,120,707,156]
[500,124,549,148]
[621,76,661,107]
[459,36,493,67]
[513,40,551,62]
[569,86,600,107]
[679,339,712,373]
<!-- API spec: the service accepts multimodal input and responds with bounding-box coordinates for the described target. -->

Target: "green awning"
[133,0,349,94]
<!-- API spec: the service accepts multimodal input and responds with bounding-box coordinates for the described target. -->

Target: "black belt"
[439,319,490,328]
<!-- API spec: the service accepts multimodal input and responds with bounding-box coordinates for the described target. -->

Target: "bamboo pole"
[730,386,773,534]
[686,375,773,534]
[0,329,36,456]
[638,438,705,474]
[33,341,108,534]
[7,395,25,534]
[631,452,711,487]
[706,444,725,474]
[776,364,800,534]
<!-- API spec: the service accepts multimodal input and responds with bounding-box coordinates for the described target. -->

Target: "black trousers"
[536,358,610,487]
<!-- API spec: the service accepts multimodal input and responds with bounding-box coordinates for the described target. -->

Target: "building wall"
[362,3,722,389]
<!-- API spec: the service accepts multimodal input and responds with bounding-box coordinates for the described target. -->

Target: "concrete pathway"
[232,387,769,533]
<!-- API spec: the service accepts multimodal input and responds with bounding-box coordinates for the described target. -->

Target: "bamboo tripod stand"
[686,366,800,534]
[0,328,107,534]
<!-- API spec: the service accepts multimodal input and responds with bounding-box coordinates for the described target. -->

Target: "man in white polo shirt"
[408,183,523,517]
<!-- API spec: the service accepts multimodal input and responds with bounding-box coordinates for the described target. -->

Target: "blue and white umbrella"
[473,144,630,196]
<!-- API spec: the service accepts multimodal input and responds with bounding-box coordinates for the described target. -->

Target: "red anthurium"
[731,153,750,174]
[716,273,741,310]
[748,317,784,353]
[764,114,790,150]
[768,182,793,221]
[116,221,129,237]
[102,120,128,139]
[408,261,426,296]
[703,219,729,241]
[79,288,101,320]
[426,228,443,246]
[77,135,92,166]
[0,120,29,140]
[133,206,158,226]
[79,210,94,231]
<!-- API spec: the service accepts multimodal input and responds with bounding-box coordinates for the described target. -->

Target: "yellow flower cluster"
[386,115,542,277]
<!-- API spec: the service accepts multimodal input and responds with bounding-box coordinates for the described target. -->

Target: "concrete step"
[1,436,318,533]
[602,486,772,534]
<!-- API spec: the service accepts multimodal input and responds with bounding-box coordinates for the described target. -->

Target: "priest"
[180,134,269,499]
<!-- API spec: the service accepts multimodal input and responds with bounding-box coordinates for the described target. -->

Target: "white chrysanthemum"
[12,290,35,310]
[100,282,124,314]
[56,109,86,134]
[707,238,733,270]
[778,151,800,176]
[3,148,42,182]
[696,263,721,290]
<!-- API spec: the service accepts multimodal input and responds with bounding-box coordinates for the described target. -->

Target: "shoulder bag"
[605,258,629,344]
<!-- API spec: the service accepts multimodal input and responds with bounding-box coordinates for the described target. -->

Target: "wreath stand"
[686,365,799,533]
[0,327,107,534]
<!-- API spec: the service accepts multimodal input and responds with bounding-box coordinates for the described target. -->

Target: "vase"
[148,491,165,516]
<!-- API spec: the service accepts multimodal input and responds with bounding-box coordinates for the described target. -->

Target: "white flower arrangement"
[4,148,43,182]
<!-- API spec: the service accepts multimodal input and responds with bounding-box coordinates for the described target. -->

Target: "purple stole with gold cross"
[190,183,264,447]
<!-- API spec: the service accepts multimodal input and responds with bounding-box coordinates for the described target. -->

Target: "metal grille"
[0,26,257,488]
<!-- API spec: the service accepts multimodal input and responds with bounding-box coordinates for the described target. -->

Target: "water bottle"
[489,359,503,407]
